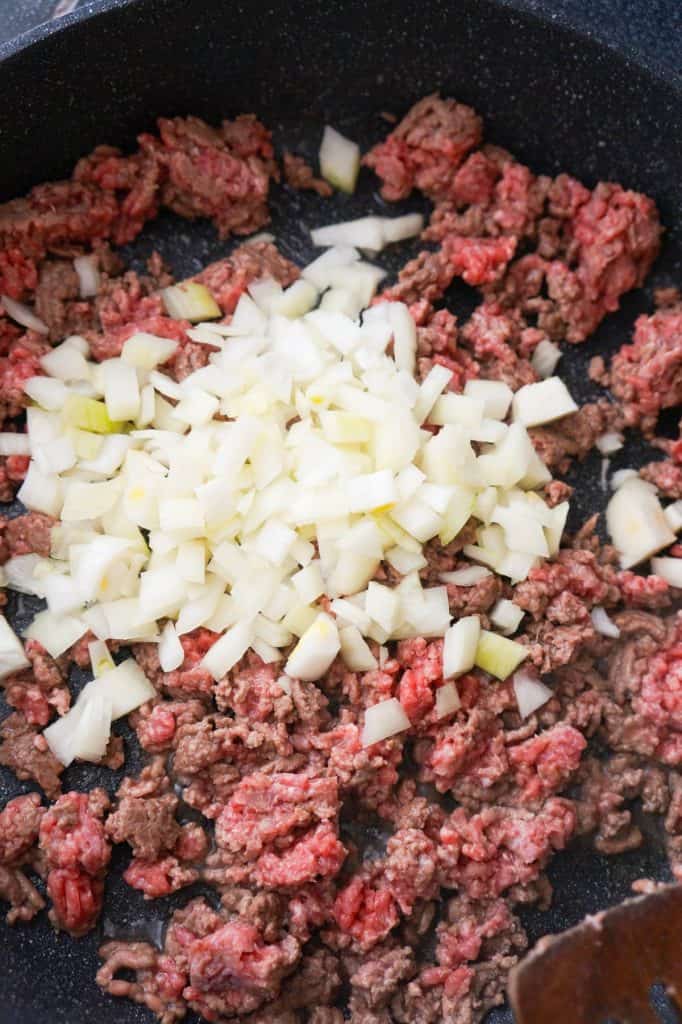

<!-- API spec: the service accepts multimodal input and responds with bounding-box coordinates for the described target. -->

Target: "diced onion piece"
[383,213,424,243]
[79,434,130,475]
[201,619,255,679]
[24,610,87,659]
[475,630,527,680]
[162,282,221,322]
[388,302,417,375]
[252,519,297,565]
[291,562,325,604]
[443,615,480,678]
[513,669,553,719]
[274,279,318,319]
[611,468,638,490]
[176,541,206,584]
[17,463,62,516]
[531,339,562,378]
[285,612,340,681]
[440,566,492,586]
[595,432,623,455]
[87,658,156,718]
[248,277,282,312]
[4,554,49,596]
[319,126,360,193]
[496,550,538,584]
[590,606,621,638]
[1,294,48,333]
[366,581,400,633]
[0,432,30,456]
[362,697,410,747]
[281,603,318,637]
[101,359,140,421]
[44,703,85,767]
[98,358,139,421]
[651,557,682,588]
[348,469,398,513]
[489,598,524,636]
[664,501,682,533]
[413,364,454,423]
[320,411,372,444]
[137,566,187,621]
[464,380,513,420]
[312,216,385,252]
[512,377,578,427]
[71,692,113,762]
[41,342,91,381]
[435,681,461,719]
[606,477,675,568]
[545,501,569,557]
[32,436,76,476]
[518,447,552,490]
[311,213,423,253]
[492,505,549,557]
[63,394,124,434]
[24,375,67,410]
[98,598,158,641]
[88,639,115,677]
[386,547,427,574]
[429,393,484,429]
[0,615,30,679]
[390,497,441,544]
[61,478,121,521]
[73,254,100,298]
[301,245,360,287]
[339,624,378,671]
[122,332,179,369]
[159,620,185,671]
[43,573,84,616]
[478,424,534,488]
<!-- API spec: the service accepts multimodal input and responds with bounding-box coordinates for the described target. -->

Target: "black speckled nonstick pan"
[0,1,681,1021]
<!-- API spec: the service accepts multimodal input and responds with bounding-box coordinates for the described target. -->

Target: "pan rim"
[0,0,680,101]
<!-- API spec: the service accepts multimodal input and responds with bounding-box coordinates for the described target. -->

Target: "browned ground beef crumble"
[0,95,681,1024]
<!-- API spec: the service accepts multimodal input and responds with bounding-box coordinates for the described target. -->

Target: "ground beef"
[0,793,45,925]
[283,152,333,196]
[0,180,120,262]
[0,249,38,302]
[529,400,623,473]
[437,798,576,898]
[364,94,482,202]
[608,303,682,433]
[39,789,111,935]
[0,331,50,420]
[143,115,276,238]
[640,458,682,498]
[34,258,97,341]
[210,771,346,889]
[1,638,69,726]
[548,183,660,343]
[0,511,55,561]
[443,235,517,287]
[0,712,63,797]
[425,161,550,250]
[106,791,181,861]
[458,304,537,391]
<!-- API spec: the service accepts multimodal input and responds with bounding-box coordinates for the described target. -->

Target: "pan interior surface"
[0,1,681,1022]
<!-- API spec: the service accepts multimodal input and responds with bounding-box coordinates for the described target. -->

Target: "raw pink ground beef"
[0,92,680,1024]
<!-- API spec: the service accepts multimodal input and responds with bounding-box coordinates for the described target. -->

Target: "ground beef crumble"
[0,91,679,1024]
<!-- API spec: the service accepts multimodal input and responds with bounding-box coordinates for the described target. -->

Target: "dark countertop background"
[2,0,682,87]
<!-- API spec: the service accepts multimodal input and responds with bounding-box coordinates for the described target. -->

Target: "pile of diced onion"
[0,204,612,761]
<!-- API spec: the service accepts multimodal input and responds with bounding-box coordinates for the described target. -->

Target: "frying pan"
[1,1,681,1021]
